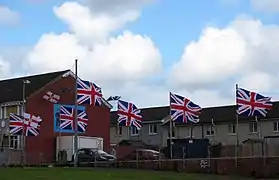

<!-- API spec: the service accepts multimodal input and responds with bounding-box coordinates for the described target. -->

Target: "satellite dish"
[1,120,5,128]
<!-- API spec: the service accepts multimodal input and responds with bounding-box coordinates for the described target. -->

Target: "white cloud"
[169,26,247,88]
[169,16,279,102]
[251,0,279,12]
[0,6,20,26]
[0,57,11,79]
[103,82,233,109]
[53,1,141,44]
[4,0,279,108]
[24,1,162,87]
[25,31,162,84]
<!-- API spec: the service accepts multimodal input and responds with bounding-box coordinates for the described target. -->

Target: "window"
[168,129,175,138]
[131,126,139,136]
[249,122,258,133]
[149,124,157,134]
[5,106,18,118]
[0,106,4,118]
[206,125,215,136]
[273,121,279,132]
[117,126,122,135]
[9,136,19,149]
[228,123,236,134]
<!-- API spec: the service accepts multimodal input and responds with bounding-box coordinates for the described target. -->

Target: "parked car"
[118,149,165,161]
[71,148,116,163]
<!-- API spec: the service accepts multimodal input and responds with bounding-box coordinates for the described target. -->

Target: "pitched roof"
[0,70,69,104]
[110,106,169,125]
[110,101,279,126]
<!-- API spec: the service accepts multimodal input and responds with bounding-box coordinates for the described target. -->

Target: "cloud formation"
[1,1,279,108]
[0,6,20,26]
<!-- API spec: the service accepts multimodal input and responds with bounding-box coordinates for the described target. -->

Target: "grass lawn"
[0,168,252,180]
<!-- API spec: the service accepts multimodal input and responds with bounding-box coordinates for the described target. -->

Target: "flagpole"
[73,59,78,167]
[169,92,173,159]
[255,116,260,140]
[169,117,173,159]
[21,80,26,166]
[212,118,216,143]
[235,84,239,168]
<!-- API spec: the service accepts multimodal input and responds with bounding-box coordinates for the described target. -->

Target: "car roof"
[136,149,159,153]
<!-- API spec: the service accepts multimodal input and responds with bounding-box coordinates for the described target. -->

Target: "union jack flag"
[106,96,121,101]
[77,78,102,106]
[170,92,202,123]
[117,100,142,130]
[236,87,272,117]
[9,113,42,136]
[59,105,88,132]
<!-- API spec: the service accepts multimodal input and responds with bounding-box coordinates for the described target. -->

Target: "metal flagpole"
[73,59,78,167]
[212,118,216,143]
[255,116,261,140]
[169,117,173,159]
[235,84,239,168]
[21,80,26,166]
[169,92,173,159]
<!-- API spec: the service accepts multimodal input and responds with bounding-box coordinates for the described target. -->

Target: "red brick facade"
[24,75,110,164]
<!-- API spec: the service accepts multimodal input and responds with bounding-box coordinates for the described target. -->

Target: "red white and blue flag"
[170,92,202,123]
[236,87,272,117]
[9,113,42,136]
[77,78,102,106]
[117,100,142,130]
[59,105,88,132]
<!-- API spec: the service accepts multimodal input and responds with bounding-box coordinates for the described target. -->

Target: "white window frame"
[9,135,19,150]
[206,125,215,136]
[249,122,258,133]
[131,126,139,136]
[167,129,175,138]
[228,123,236,135]
[184,126,194,138]
[273,121,279,132]
[117,126,122,136]
[148,124,157,135]
[0,106,3,119]
[3,107,6,119]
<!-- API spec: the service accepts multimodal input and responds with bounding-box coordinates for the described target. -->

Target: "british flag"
[59,105,88,132]
[236,87,272,117]
[170,92,202,123]
[9,113,42,136]
[77,78,102,106]
[117,100,142,130]
[43,91,60,103]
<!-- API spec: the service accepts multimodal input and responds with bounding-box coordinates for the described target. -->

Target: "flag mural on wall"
[9,113,42,136]
[236,87,273,117]
[117,100,142,130]
[53,104,88,133]
[43,91,60,103]
[77,78,103,106]
[170,92,202,123]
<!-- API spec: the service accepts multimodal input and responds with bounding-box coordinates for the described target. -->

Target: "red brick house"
[0,70,112,164]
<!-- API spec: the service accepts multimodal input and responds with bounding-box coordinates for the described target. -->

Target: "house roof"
[110,101,279,126]
[110,106,169,125]
[0,70,69,104]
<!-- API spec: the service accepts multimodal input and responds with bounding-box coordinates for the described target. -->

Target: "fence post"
[136,149,139,169]
[182,146,185,169]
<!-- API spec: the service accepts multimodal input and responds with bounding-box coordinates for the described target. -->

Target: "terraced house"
[110,102,279,157]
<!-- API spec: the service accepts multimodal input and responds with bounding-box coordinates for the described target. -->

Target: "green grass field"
[0,168,252,180]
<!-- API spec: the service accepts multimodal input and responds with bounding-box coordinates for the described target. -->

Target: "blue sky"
[2,0,279,107]
[1,0,276,67]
